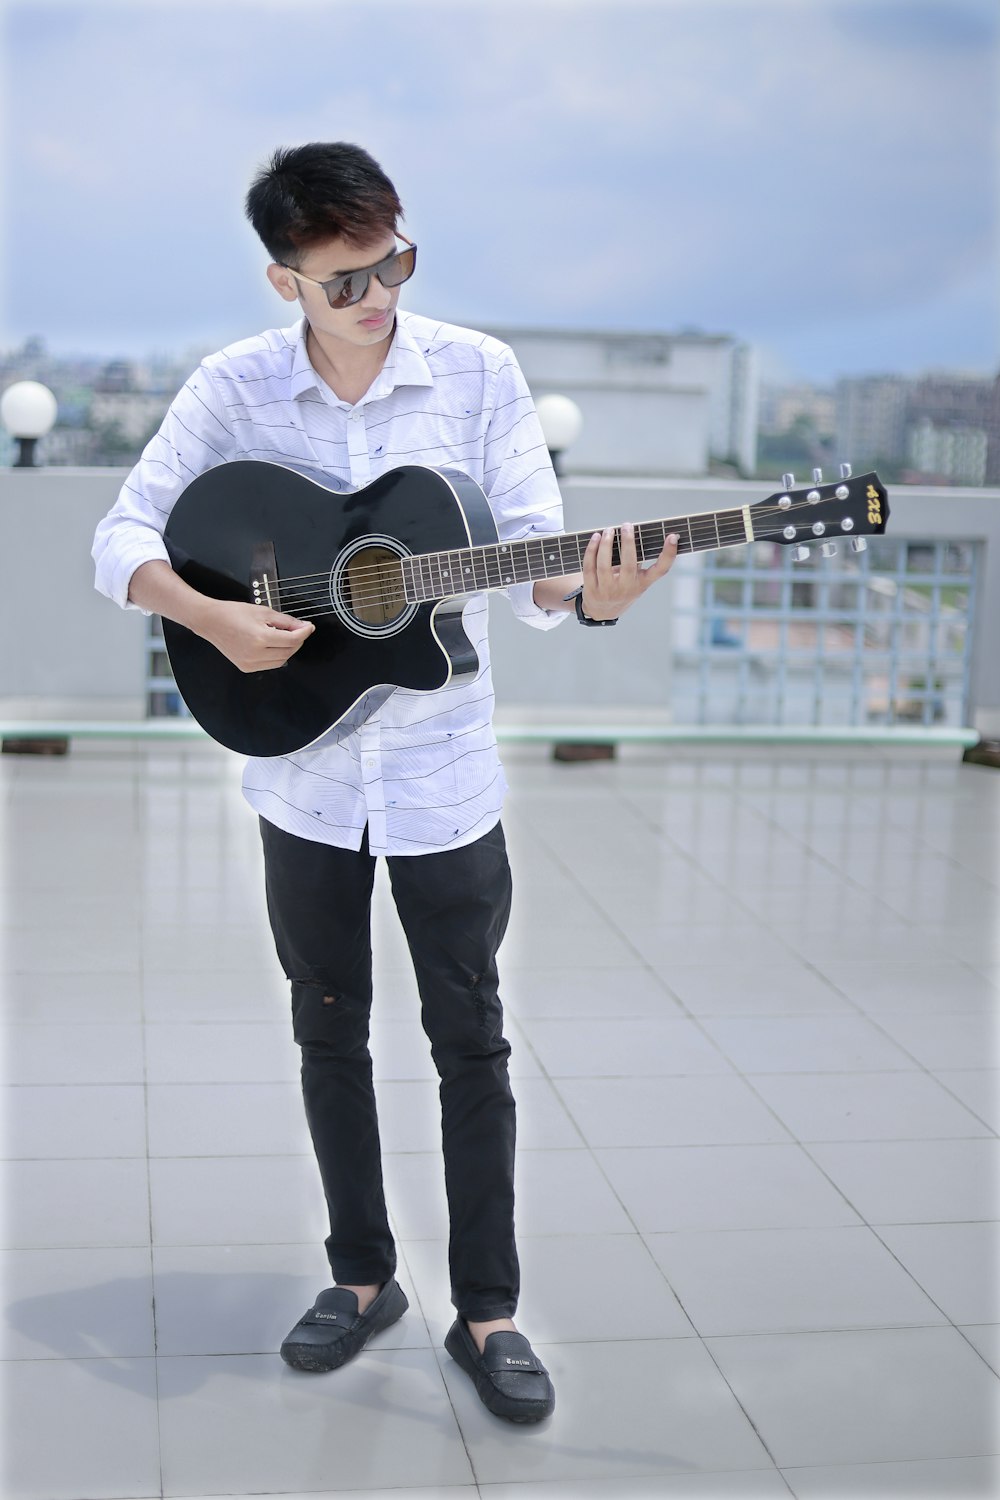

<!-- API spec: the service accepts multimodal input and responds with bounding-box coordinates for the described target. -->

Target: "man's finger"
[265,611,315,634]
[582,531,601,585]
[618,522,638,573]
[596,526,616,576]
[643,532,680,583]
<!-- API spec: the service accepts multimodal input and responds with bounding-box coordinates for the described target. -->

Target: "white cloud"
[1,0,995,378]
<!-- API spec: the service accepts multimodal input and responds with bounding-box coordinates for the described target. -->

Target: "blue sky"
[1,0,996,383]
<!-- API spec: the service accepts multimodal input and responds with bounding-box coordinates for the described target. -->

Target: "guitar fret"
[522,536,543,583]
[457,548,476,592]
[722,514,746,547]
[506,541,526,585]
[542,536,562,575]
[566,532,587,571]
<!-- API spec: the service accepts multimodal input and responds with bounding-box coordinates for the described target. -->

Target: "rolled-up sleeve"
[92,365,235,610]
[482,352,568,631]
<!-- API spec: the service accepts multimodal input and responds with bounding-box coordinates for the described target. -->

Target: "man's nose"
[360,273,392,309]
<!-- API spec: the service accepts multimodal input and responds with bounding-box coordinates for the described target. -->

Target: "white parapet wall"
[1,466,998,740]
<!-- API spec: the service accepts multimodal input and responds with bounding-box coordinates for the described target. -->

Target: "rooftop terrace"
[1,737,997,1498]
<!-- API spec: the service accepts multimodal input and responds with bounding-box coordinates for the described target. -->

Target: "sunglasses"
[281,234,417,309]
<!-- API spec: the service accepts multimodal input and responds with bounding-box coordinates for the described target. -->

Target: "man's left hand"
[580,524,679,621]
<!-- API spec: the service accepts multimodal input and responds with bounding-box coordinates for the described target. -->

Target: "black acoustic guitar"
[161,460,889,756]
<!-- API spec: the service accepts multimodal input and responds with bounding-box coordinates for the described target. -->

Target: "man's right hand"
[195,599,315,673]
[127,560,315,672]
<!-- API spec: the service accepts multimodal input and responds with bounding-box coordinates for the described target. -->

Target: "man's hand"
[581,524,679,621]
[196,599,315,672]
[127,560,315,671]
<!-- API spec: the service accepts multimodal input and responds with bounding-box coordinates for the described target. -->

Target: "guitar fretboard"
[399,507,751,603]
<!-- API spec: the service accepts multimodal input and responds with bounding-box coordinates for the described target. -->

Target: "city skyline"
[1,0,996,385]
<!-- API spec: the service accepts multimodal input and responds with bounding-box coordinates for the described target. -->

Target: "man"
[93,142,677,1424]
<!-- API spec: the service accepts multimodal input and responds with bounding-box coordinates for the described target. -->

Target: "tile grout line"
[137,762,168,1500]
[391,1237,481,1491]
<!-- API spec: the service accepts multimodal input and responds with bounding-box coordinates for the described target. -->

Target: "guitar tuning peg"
[850,536,868,553]
[812,468,823,483]
[839,462,853,479]
[782,472,795,490]
[820,541,838,558]
[792,544,811,562]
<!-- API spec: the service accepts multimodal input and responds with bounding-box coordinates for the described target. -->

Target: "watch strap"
[567,588,618,627]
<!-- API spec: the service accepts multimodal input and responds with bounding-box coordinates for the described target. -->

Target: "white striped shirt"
[92,310,567,855]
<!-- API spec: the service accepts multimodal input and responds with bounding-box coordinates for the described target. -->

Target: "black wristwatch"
[565,587,618,627]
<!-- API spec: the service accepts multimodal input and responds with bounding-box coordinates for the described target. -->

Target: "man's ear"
[266,263,300,303]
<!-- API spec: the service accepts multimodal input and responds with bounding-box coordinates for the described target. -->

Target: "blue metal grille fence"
[671,536,978,728]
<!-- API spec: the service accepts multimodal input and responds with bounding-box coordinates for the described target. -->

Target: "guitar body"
[162,461,499,757]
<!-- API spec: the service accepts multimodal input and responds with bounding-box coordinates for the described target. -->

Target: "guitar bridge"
[250,541,278,609]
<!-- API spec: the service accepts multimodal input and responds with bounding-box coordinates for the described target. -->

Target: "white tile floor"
[1,738,998,1499]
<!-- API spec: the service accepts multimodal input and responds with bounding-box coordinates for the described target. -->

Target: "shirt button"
[366,759,375,768]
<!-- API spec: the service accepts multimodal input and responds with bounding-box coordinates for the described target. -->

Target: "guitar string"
[257,491,858,595]
[270,520,849,610]
[265,516,851,615]
[266,524,857,607]
[262,522,851,615]
[272,525,746,615]
[278,511,863,622]
[272,535,853,617]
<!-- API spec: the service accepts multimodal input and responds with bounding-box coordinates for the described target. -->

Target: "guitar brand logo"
[866,484,882,527]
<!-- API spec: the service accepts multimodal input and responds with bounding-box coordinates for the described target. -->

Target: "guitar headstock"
[750,466,889,560]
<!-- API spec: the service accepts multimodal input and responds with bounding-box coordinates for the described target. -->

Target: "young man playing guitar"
[92,141,677,1424]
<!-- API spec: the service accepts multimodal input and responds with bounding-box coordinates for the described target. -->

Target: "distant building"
[835,370,1000,483]
[759,384,836,437]
[835,375,910,466]
[908,372,1000,486]
[907,418,988,486]
[486,327,758,477]
[89,391,170,445]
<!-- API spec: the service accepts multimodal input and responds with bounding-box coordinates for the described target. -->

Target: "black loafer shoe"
[280,1278,408,1372]
[445,1318,555,1423]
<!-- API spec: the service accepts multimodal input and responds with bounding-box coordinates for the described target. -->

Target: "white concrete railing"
[1,467,998,743]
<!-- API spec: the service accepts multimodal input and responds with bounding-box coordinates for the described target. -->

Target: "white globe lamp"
[1,380,58,467]
[536,393,583,476]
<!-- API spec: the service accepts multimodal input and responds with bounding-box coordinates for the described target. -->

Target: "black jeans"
[259,816,518,1322]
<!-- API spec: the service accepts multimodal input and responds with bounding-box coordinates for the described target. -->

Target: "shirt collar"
[287,311,434,403]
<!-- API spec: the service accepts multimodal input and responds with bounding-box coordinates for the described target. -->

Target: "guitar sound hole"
[342,546,407,627]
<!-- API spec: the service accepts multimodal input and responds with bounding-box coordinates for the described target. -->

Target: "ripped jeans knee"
[290,977,371,1057]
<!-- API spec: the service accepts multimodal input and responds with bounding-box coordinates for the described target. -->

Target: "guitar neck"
[401,503,753,603]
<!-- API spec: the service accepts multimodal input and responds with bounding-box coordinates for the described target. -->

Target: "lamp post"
[1,380,58,467]
[0,380,66,753]
[535,393,583,477]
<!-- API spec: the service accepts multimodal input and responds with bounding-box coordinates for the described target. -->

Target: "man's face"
[266,232,402,349]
